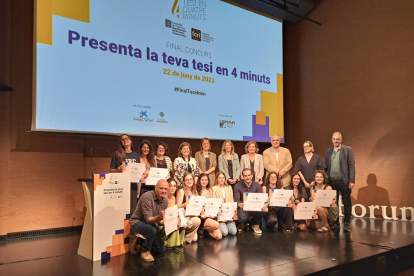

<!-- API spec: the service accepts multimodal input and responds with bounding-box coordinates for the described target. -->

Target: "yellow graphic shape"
[261,73,284,139]
[37,0,90,45]
[256,111,266,125]
[172,0,180,18]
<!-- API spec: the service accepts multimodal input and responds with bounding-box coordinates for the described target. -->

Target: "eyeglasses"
[121,137,130,142]
[185,179,193,182]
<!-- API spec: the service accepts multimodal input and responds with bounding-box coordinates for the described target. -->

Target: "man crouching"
[129,179,169,262]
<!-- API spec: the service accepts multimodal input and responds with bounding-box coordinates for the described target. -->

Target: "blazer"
[218,154,241,181]
[212,185,234,203]
[263,146,292,187]
[195,151,217,185]
[325,145,355,185]
[240,153,264,184]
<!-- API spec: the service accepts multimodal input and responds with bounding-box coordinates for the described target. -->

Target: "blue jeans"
[130,221,166,254]
[219,222,237,236]
[237,208,265,226]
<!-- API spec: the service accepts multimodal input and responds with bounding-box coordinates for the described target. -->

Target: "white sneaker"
[252,225,262,234]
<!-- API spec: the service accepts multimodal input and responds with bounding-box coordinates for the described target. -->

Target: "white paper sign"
[164,205,179,236]
[294,202,318,220]
[313,189,337,207]
[218,202,238,222]
[124,162,146,183]
[145,167,169,186]
[185,195,206,216]
[269,189,293,207]
[243,193,268,212]
[203,198,222,217]
[178,208,188,227]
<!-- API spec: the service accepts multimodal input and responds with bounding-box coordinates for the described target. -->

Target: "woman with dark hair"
[155,142,173,178]
[286,173,308,230]
[138,140,157,197]
[212,172,237,236]
[294,141,326,197]
[174,142,200,187]
[110,134,140,172]
[195,173,222,240]
[309,170,332,233]
[263,171,294,234]
[176,173,201,243]
[195,138,217,186]
[109,134,140,214]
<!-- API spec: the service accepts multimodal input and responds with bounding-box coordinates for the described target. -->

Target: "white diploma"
[164,205,179,236]
[313,189,337,207]
[185,195,206,216]
[269,189,293,207]
[144,167,169,186]
[218,202,238,222]
[178,208,188,227]
[202,198,222,217]
[294,202,318,220]
[243,193,268,212]
[124,162,146,183]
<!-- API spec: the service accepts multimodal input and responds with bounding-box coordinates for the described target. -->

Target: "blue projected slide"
[34,0,284,142]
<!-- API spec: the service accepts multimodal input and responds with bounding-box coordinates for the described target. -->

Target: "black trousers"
[237,208,265,226]
[265,207,294,230]
[329,178,352,223]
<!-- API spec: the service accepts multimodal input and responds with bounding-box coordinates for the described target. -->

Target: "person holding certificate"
[212,172,237,236]
[286,173,308,230]
[109,134,141,214]
[176,173,201,243]
[155,142,173,178]
[174,142,200,187]
[218,140,241,189]
[161,178,186,248]
[233,168,265,234]
[129,180,168,262]
[309,170,332,233]
[195,138,217,186]
[262,172,294,233]
[240,141,264,184]
[138,140,157,197]
[195,173,222,240]
[294,141,326,197]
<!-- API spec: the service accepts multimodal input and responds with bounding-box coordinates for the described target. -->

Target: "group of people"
[109,132,355,262]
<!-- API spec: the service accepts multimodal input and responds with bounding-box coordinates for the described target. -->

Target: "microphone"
[90,147,95,178]
[99,147,121,168]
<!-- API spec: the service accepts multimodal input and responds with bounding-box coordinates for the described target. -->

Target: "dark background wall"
[1,0,413,235]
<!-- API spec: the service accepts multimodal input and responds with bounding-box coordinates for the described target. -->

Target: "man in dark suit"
[325,132,355,232]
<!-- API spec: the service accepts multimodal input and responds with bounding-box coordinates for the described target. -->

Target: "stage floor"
[1,218,414,276]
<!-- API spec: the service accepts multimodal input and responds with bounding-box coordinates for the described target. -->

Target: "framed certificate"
[293,202,318,220]
[164,205,179,236]
[243,193,268,212]
[202,198,222,217]
[144,167,169,186]
[313,190,337,207]
[218,202,238,222]
[123,162,146,183]
[269,189,293,207]
[185,195,206,216]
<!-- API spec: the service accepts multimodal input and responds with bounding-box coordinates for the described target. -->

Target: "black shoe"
[329,221,340,229]
[343,222,352,232]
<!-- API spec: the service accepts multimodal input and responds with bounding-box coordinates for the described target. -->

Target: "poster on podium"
[93,173,131,261]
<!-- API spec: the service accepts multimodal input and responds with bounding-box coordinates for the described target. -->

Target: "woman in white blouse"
[240,141,264,184]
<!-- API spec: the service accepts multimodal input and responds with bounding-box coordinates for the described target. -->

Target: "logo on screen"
[159,112,165,118]
[219,120,235,128]
[165,19,172,28]
[139,111,148,118]
[191,28,201,41]
[171,0,180,18]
